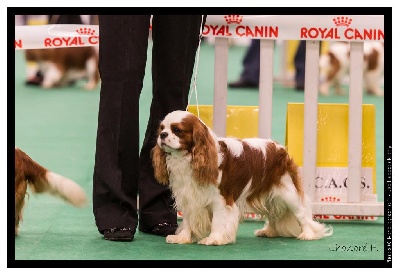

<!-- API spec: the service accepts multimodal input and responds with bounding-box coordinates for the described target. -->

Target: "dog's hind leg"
[254,216,279,238]
[255,195,302,238]
[274,175,332,240]
[365,70,384,96]
[41,63,63,88]
[84,57,98,90]
[15,180,28,235]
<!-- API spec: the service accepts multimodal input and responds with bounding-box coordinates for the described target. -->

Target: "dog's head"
[151,110,219,185]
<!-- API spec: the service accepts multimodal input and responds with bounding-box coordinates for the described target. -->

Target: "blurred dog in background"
[319,41,384,96]
[24,46,100,90]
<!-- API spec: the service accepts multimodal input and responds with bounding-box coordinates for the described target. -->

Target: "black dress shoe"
[103,228,135,242]
[228,79,258,89]
[143,222,178,237]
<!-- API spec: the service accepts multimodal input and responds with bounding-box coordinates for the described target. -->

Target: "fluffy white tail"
[45,171,87,207]
[29,171,87,207]
[16,147,87,207]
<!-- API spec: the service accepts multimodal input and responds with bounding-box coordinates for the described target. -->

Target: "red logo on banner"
[76,27,96,35]
[203,15,278,38]
[224,15,243,24]
[43,28,99,47]
[333,16,352,27]
[300,16,383,41]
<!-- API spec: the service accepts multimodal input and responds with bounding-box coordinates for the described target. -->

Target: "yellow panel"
[285,103,376,191]
[286,40,299,73]
[320,41,330,55]
[187,105,259,139]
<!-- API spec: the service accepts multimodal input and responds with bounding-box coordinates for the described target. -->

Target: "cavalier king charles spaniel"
[25,46,99,89]
[15,147,87,235]
[319,41,384,96]
[152,110,333,245]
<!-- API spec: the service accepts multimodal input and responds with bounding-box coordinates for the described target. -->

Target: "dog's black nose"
[160,132,168,139]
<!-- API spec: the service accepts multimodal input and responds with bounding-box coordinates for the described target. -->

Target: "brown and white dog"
[151,110,333,245]
[319,41,384,96]
[25,46,100,90]
[15,147,87,235]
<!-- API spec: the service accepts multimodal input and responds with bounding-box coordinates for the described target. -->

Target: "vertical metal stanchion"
[303,40,320,201]
[347,42,364,203]
[213,37,229,137]
[258,39,275,139]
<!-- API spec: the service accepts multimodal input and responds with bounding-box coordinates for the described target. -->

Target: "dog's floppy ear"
[191,119,219,186]
[151,145,169,185]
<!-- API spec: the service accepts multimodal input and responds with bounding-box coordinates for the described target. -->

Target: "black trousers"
[294,40,306,88]
[93,15,204,233]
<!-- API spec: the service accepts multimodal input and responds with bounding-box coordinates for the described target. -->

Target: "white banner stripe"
[15,24,100,50]
[15,15,384,50]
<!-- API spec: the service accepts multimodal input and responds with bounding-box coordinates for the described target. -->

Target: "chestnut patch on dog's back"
[25,47,97,70]
[218,140,255,205]
[218,141,303,207]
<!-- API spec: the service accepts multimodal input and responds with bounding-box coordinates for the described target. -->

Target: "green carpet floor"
[13,41,387,266]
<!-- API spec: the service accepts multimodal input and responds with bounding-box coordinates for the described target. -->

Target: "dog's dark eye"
[172,127,182,134]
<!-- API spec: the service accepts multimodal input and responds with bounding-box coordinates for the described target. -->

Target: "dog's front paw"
[166,234,191,244]
[198,236,227,246]
[41,81,54,89]
[255,226,278,238]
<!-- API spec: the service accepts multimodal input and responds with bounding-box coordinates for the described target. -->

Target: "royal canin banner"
[204,15,384,40]
[15,24,99,50]
[15,15,383,50]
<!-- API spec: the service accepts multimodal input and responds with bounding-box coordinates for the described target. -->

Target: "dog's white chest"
[166,154,214,210]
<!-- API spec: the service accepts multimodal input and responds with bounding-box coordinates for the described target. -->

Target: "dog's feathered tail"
[15,147,87,207]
